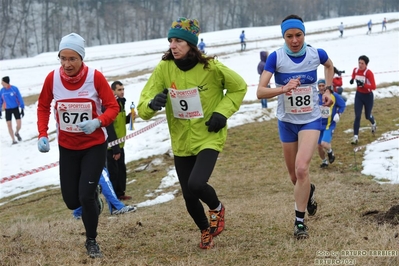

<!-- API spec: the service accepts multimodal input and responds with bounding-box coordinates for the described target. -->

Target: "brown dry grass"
[1,95,399,266]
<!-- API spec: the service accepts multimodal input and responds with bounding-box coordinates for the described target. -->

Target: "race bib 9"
[169,87,204,119]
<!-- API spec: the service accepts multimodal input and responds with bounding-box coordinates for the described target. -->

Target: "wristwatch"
[324,86,333,93]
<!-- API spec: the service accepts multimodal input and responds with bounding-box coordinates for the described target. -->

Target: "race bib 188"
[283,86,313,114]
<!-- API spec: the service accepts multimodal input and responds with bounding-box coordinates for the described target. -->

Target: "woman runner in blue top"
[257,14,334,239]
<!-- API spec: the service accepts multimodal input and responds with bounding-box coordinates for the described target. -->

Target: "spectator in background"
[349,55,377,145]
[73,167,137,219]
[257,51,269,108]
[138,17,247,250]
[37,32,119,259]
[338,22,344,38]
[382,18,387,32]
[106,81,132,201]
[366,19,372,34]
[0,76,25,144]
[317,79,346,168]
[198,38,206,54]
[332,67,347,102]
[240,30,246,51]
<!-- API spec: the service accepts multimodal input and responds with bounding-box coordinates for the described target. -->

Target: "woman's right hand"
[282,77,301,94]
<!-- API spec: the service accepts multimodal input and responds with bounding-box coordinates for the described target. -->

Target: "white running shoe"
[371,122,377,134]
[112,205,137,215]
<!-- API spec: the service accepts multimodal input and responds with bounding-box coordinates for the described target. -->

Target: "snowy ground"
[1,12,398,206]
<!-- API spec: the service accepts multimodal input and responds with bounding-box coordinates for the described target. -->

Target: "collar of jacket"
[174,57,199,71]
[114,96,126,112]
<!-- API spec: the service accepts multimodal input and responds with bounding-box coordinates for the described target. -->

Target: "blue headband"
[281,19,305,37]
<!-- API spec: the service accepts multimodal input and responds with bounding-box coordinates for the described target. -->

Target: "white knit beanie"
[59,33,85,59]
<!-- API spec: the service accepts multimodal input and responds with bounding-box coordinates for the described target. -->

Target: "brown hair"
[162,43,216,69]
[282,14,304,23]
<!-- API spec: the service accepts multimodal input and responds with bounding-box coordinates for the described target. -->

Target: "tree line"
[0,0,397,60]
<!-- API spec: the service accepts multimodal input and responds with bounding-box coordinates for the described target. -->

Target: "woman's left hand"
[321,92,333,106]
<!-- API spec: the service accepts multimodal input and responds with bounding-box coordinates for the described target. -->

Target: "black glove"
[111,145,121,155]
[20,108,24,118]
[356,80,364,87]
[149,89,168,111]
[205,112,227,133]
[349,79,354,85]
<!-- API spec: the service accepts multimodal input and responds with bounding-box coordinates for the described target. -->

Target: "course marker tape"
[0,117,167,184]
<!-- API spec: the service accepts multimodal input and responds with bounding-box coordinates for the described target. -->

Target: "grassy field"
[1,91,399,266]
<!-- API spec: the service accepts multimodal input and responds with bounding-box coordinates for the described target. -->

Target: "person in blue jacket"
[317,79,346,168]
[382,18,387,32]
[73,167,137,219]
[240,30,246,51]
[0,76,25,144]
[198,38,206,54]
[366,19,372,34]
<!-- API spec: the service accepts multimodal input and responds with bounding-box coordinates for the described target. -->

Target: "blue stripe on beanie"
[281,19,305,37]
[168,18,200,46]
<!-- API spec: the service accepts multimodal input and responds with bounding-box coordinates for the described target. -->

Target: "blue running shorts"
[278,118,322,143]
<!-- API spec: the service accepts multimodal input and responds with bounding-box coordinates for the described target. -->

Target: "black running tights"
[353,91,375,135]
[59,142,107,239]
[174,149,220,231]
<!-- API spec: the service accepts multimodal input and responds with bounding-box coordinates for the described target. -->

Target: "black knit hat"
[2,76,10,84]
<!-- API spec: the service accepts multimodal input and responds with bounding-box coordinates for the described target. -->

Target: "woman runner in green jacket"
[138,17,247,249]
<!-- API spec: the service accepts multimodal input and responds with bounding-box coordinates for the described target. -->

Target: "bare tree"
[0,0,397,59]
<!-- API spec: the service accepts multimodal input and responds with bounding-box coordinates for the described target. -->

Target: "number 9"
[180,100,188,111]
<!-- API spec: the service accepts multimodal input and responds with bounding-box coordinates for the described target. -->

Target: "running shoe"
[320,159,328,168]
[112,205,137,215]
[351,136,358,145]
[199,228,214,249]
[294,223,309,239]
[15,133,22,141]
[327,150,335,164]
[85,239,103,258]
[12,141,17,145]
[209,203,225,237]
[371,122,377,134]
[307,184,318,216]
